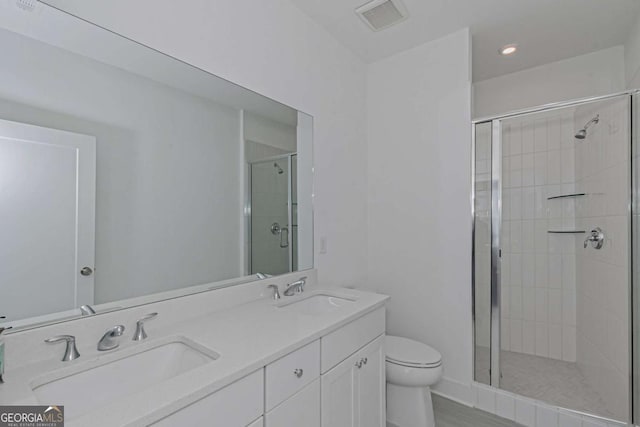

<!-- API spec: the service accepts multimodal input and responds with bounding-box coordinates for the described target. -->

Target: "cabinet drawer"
[151,369,263,427]
[265,379,320,427]
[265,339,320,410]
[321,307,385,373]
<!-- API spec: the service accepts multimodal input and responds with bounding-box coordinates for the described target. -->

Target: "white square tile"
[535,404,558,427]
[534,119,548,153]
[535,289,548,322]
[522,255,535,287]
[510,287,523,320]
[548,257,562,289]
[557,410,581,427]
[515,397,536,427]
[548,324,562,360]
[547,150,561,184]
[562,325,576,361]
[522,122,534,154]
[522,321,535,354]
[523,288,536,321]
[535,323,548,357]
[535,253,548,287]
[510,319,523,352]
[495,392,515,421]
[562,290,576,326]
[547,118,562,151]
[511,124,523,156]
[548,289,562,324]
[581,418,608,427]
[534,152,547,186]
[475,385,496,413]
[522,220,535,253]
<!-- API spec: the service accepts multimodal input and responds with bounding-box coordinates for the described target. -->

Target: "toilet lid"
[385,335,442,368]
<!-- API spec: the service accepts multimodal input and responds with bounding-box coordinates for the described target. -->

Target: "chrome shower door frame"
[490,119,502,387]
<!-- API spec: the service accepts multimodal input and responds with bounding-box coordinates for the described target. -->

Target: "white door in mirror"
[0,119,96,323]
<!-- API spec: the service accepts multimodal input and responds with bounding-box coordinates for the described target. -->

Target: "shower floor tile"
[499,350,614,420]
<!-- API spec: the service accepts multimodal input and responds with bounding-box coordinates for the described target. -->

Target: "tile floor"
[476,348,613,419]
[433,394,522,427]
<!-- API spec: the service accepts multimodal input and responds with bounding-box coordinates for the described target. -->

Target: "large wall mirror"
[0,2,313,330]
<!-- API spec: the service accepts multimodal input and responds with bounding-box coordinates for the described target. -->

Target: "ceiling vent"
[355,0,408,32]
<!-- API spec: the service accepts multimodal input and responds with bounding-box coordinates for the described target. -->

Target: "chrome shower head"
[575,114,599,140]
[574,129,587,140]
[274,163,283,174]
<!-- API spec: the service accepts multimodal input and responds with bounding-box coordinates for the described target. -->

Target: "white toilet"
[385,335,443,427]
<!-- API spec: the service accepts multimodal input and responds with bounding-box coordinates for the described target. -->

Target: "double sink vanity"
[0,272,388,426]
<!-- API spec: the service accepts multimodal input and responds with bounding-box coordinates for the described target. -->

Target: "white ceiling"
[289,0,640,82]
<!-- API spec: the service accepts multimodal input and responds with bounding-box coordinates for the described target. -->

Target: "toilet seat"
[385,335,442,368]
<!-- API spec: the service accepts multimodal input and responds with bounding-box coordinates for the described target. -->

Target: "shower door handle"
[270,222,289,248]
[280,226,289,248]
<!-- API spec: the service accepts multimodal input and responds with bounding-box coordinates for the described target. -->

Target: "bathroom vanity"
[0,274,388,426]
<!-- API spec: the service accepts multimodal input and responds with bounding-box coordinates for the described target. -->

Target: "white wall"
[244,112,296,154]
[366,29,473,398]
[42,0,369,289]
[625,13,640,89]
[0,28,242,304]
[474,47,626,119]
[40,0,366,285]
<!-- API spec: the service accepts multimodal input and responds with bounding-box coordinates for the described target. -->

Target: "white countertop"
[0,287,388,426]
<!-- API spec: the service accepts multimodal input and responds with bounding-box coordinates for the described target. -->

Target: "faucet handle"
[267,284,281,300]
[133,312,158,341]
[45,335,80,362]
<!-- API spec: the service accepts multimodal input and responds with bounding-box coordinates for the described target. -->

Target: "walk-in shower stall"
[249,153,298,276]
[472,91,639,424]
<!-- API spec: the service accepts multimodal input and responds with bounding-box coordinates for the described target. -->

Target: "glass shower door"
[474,94,632,423]
[473,121,493,385]
[250,157,292,276]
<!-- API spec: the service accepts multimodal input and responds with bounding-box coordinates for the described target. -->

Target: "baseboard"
[431,376,473,406]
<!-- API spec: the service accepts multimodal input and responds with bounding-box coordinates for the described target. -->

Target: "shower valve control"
[584,227,604,250]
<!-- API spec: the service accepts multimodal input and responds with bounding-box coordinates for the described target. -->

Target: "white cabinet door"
[321,335,385,427]
[321,351,359,427]
[357,336,385,427]
[265,379,320,427]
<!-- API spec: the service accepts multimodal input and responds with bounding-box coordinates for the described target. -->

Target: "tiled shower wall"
[501,112,578,362]
[574,98,629,420]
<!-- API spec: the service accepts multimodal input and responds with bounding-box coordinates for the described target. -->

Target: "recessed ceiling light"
[500,44,518,56]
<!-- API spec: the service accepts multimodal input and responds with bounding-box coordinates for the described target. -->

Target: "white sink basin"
[31,336,218,420]
[278,294,355,315]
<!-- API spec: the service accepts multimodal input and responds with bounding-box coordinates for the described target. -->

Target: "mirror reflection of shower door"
[474,94,632,423]
[250,156,294,276]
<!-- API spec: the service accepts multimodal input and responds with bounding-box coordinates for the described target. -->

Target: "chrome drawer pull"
[294,368,304,378]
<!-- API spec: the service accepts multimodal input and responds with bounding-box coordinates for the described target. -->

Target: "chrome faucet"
[268,284,281,300]
[79,305,96,316]
[284,276,307,296]
[98,325,125,351]
[45,335,80,361]
[133,313,158,341]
